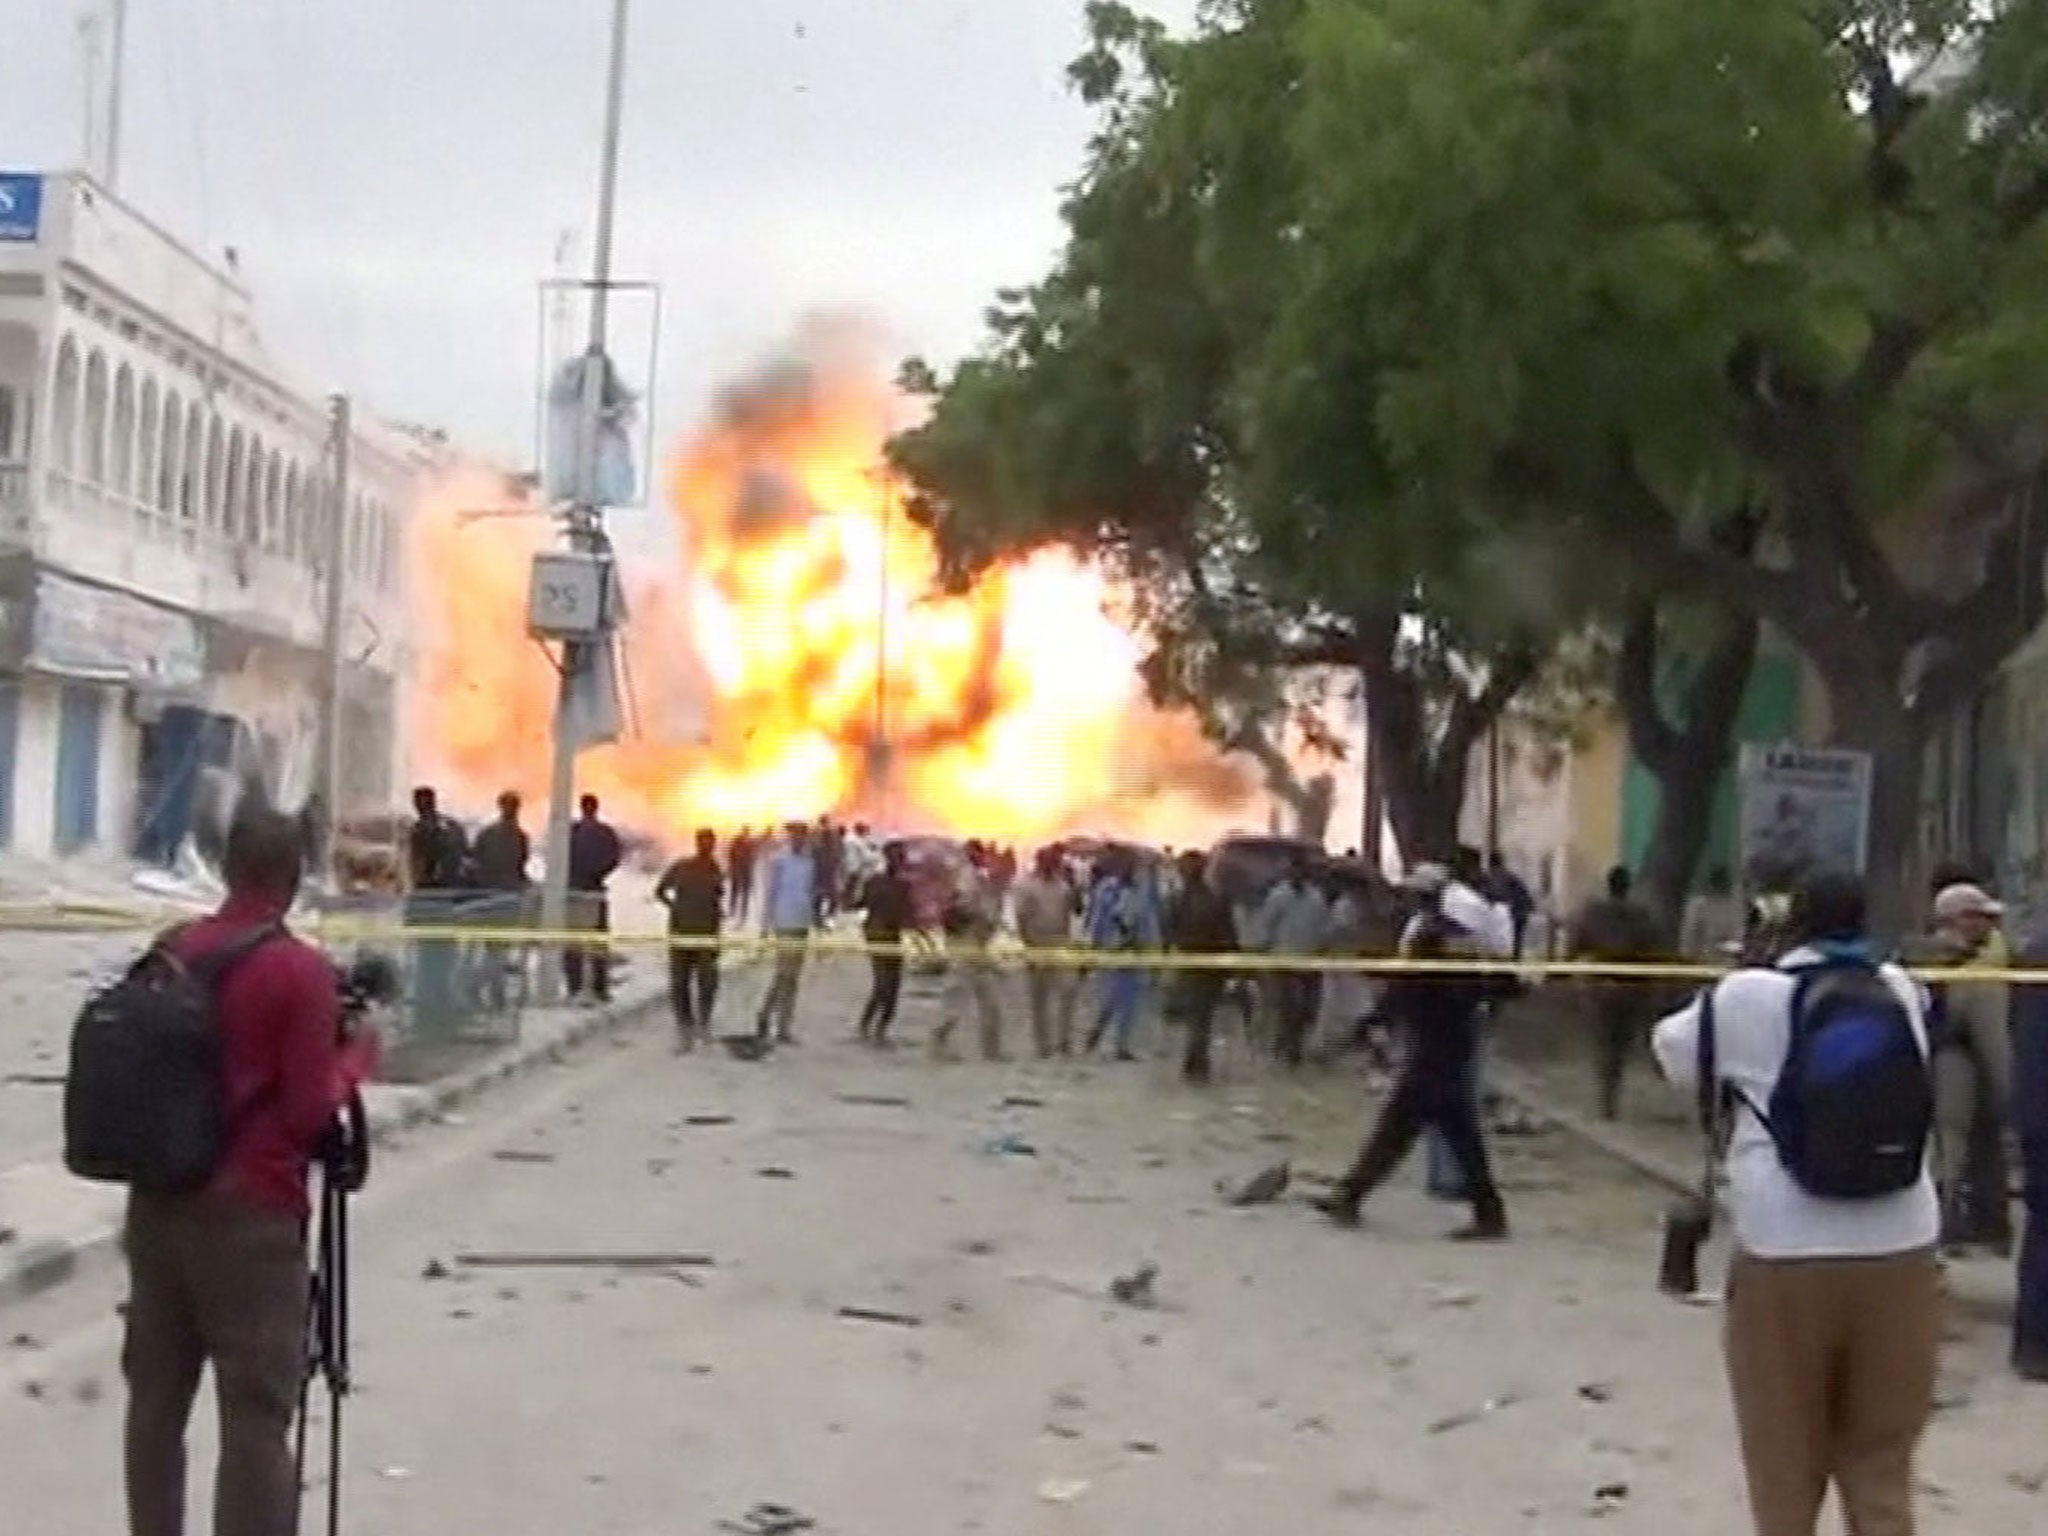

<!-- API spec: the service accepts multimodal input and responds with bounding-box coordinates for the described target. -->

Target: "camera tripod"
[295,1095,368,1536]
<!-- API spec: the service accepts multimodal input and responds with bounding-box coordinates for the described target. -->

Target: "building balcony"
[4,465,403,675]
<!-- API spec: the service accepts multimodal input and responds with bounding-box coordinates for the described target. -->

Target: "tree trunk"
[1227,717,1335,844]
[1821,680,1925,940]
[1357,611,1537,869]
[1616,597,1759,937]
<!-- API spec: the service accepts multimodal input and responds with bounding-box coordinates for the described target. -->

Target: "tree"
[895,0,1565,863]
[1276,0,2048,925]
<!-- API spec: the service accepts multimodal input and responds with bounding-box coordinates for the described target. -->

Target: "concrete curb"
[1485,1061,2018,1326]
[0,989,662,1311]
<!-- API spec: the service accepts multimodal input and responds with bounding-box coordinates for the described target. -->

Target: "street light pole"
[537,0,632,1001]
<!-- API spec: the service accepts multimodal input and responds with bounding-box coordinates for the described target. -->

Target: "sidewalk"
[1487,1052,2021,1324]
[0,979,663,1308]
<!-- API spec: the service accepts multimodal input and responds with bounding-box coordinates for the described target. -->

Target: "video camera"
[318,950,400,1196]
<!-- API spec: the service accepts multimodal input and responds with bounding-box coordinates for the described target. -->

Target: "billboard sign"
[1737,743,1873,893]
[0,174,43,242]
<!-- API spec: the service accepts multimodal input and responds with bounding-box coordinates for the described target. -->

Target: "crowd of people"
[101,779,2047,1536]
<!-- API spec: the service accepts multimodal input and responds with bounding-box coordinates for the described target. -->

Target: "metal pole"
[106,0,127,190]
[313,394,351,883]
[537,0,631,1002]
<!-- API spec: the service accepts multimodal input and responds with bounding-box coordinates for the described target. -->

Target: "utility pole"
[536,0,631,1001]
[313,394,352,882]
[106,0,128,191]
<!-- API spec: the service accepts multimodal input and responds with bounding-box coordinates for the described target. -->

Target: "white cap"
[1933,882,2004,923]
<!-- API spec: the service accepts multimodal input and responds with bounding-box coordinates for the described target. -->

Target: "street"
[2,949,2044,1535]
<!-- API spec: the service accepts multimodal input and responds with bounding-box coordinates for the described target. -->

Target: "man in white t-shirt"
[1652,871,1938,1536]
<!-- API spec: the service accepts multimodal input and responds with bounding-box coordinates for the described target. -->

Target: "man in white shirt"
[1417,849,1514,1197]
[1652,872,1938,1536]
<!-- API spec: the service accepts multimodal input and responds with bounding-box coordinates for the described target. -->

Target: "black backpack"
[1741,953,1933,1200]
[64,923,284,1194]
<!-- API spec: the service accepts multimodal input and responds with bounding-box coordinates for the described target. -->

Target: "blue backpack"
[1736,947,1933,1200]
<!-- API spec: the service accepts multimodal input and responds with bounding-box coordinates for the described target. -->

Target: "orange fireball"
[409,329,1249,848]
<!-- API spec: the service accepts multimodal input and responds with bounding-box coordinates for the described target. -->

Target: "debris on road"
[2,1072,64,1086]
[1591,1480,1631,1515]
[755,1165,797,1180]
[419,1259,453,1282]
[837,1092,911,1108]
[7,1332,42,1350]
[1109,1262,1159,1309]
[1037,1476,1092,1504]
[981,1133,1038,1157]
[490,1149,557,1165]
[836,1305,925,1329]
[1124,1438,1161,1455]
[1000,1093,1046,1109]
[719,1036,772,1062]
[684,1113,737,1127]
[1425,1391,1525,1436]
[1223,1161,1290,1207]
[1577,1382,1614,1404]
[454,1251,717,1271]
[717,1503,816,1536]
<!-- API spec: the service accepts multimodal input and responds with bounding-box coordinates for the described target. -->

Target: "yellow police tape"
[6,900,2048,984]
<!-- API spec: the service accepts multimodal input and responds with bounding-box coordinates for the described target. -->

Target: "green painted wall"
[1617,647,1802,883]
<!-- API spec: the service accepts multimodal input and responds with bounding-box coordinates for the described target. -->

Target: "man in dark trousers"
[565,793,623,1004]
[1313,863,1509,1240]
[1570,865,1665,1121]
[406,785,469,1030]
[2010,907,2048,1382]
[655,829,724,1052]
[469,791,531,1013]
[1165,848,1238,1084]
[124,808,380,1536]
[855,841,915,1045]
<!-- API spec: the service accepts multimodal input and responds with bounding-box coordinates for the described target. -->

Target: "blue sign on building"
[0,174,43,243]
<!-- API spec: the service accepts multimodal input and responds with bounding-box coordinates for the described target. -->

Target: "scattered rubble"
[717,1502,816,1535]
[1425,1391,1525,1436]
[837,1305,924,1329]
[1109,1262,1159,1309]
[1223,1161,1290,1207]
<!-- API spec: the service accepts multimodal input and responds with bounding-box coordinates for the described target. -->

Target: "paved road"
[3,952,2042,1534]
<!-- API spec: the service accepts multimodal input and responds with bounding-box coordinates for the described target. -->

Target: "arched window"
[203,415,225,534]
[263,450,282,551]
[246,444,266,548]
[181,406,203,528]
[136,377,159,512]
[49,335,80,475]
[82,348,109,486]
[109,363,136,498]
[224,427,245,541]
[158,392,183,516]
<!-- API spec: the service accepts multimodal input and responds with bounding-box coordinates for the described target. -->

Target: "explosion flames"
[410,330,1250,848]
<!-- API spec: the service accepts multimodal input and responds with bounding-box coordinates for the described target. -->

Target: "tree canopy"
[896,0,2048,913]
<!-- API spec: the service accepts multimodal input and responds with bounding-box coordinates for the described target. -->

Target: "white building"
[0,169,419,863]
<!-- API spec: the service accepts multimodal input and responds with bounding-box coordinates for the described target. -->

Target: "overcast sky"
[0,0,1195,499]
